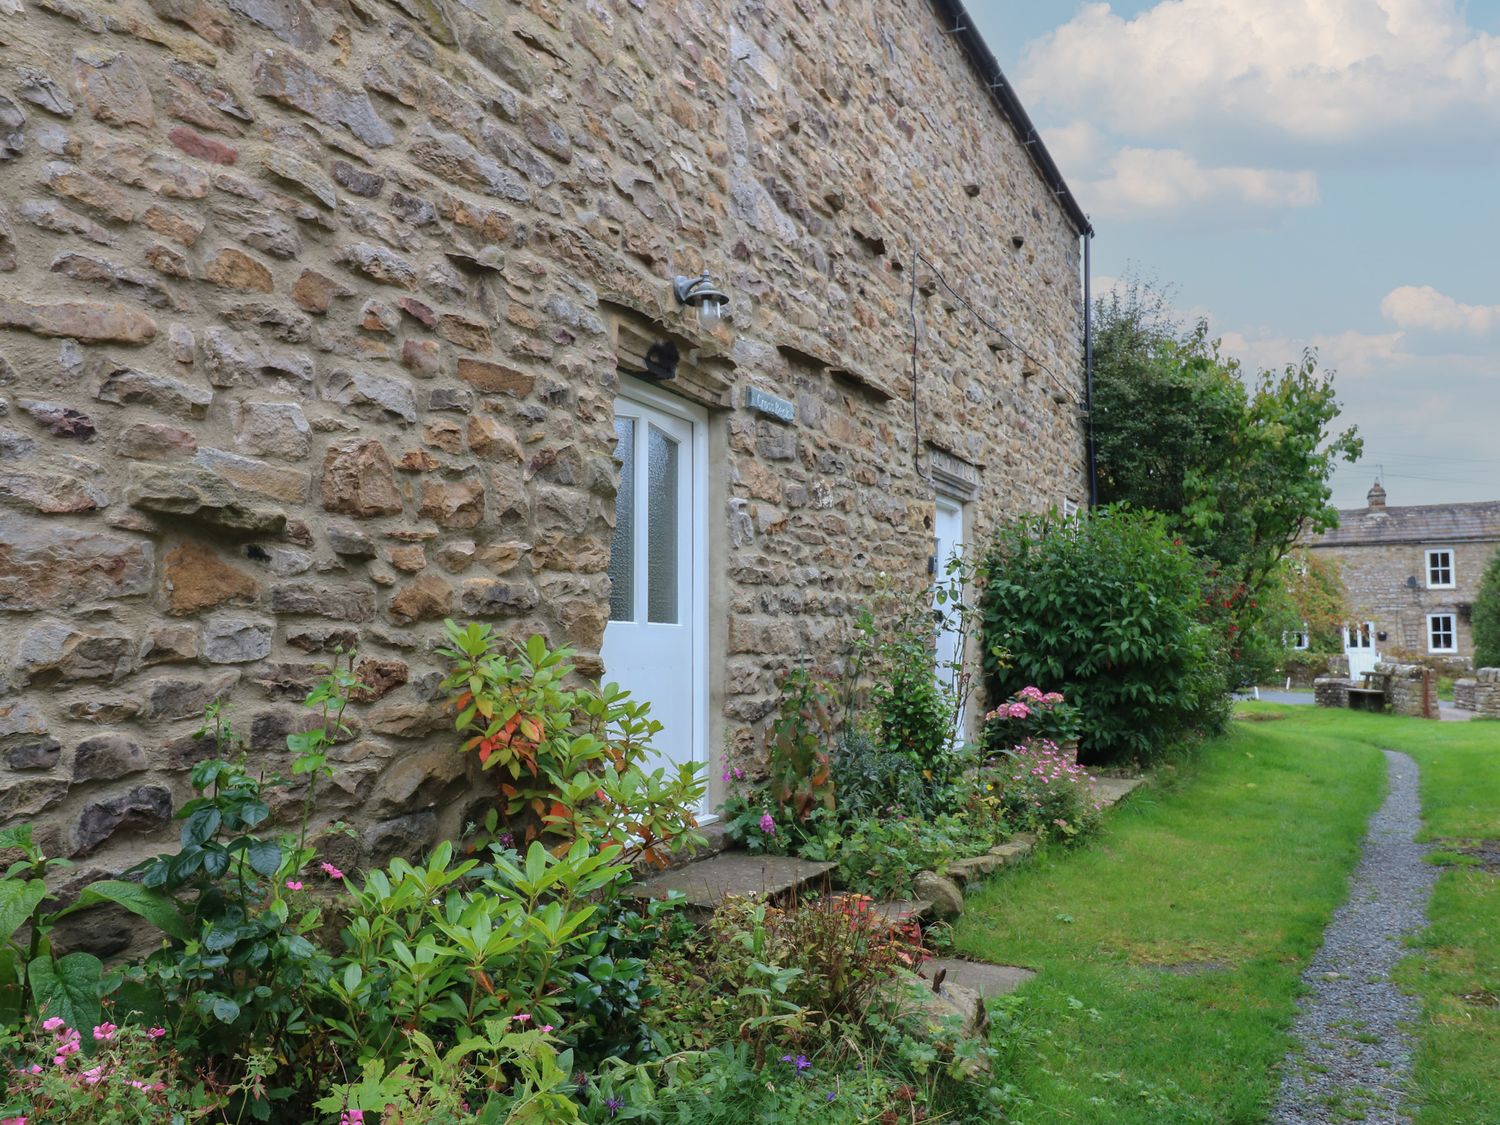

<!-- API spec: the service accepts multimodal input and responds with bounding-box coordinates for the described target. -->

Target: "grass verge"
[956,706,1387,1123]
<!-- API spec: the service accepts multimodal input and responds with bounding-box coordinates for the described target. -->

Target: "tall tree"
[1092,280,1363,670]
[1473,549,1500,669]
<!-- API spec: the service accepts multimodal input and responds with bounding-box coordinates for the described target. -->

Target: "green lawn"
[957,705,1500,1123]
[959,707,1391,1122]
[1309,709,1500,1125]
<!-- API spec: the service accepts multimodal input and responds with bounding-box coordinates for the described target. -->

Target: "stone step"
[1091,776,1146,807]
[925,956,1036,999]
[986,839,1033,864]
[629,851,836,910]
[872,899,933,926]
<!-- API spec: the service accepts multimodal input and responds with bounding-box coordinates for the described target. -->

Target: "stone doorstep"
[628,852,836,910]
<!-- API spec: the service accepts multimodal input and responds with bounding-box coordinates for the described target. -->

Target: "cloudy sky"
[969,0,1500,509]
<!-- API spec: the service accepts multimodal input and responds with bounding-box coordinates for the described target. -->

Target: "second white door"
[601,384,706,798]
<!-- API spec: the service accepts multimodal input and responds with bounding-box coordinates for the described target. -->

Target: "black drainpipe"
[1084,231,1097,508]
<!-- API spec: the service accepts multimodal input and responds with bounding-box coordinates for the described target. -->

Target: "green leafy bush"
[0,823,192,1039]
[315,1017,584,1123]
[831,815,979,900]
[114,668,357,1093]
[323,839,632,1066]
[980,507,1228,765]
[1473,548,1500,669]
[764,666,836,823]
[826,729,932,820]
[856,600,952,774]
[441,624,705,865]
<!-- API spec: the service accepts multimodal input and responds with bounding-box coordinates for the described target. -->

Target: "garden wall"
[0,0,1088,920]
[1454,668,1500,716]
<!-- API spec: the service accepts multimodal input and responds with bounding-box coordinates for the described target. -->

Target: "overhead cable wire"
[911,249,1081,405]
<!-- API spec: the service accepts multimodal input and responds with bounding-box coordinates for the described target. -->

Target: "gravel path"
[1271,749,1434,1124]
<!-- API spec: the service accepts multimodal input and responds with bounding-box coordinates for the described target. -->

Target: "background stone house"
[1305,483,1500,668]
[0,0,1090,912]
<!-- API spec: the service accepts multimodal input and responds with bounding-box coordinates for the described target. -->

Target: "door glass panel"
[647,424,679,624]
[608,417,635,622]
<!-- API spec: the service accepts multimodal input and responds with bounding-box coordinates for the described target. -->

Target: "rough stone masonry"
[0,0,1088,934]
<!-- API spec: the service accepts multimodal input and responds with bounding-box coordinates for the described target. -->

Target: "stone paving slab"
[926,956,1035,999]
[872,899,933,925]
[1092,776,1146,807]
[629,852,835,909]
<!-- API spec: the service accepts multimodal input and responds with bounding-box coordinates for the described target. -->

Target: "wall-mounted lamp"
[673,270,729,330]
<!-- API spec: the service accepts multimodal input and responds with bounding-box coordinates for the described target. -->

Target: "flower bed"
[0,623,1035,1123]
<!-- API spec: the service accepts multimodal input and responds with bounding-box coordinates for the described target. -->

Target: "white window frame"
[1062,498,1080,518]
[1286,625,1309,651]
[1425,548,1455,589]
[1426,613,1457,654]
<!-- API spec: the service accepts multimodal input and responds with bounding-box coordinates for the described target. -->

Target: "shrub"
[641,897,921,1059]
[440,624,705,865]
[321,839,633,1067]
[764,665,837,824]
[855,600,953,773]
[983,685,1081,746]
[980,507,1228,764]
[830,815,978,900]
[826,729,932,820]
[1474,549,1500,669]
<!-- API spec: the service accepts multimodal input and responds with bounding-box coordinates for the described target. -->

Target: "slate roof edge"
[1306,500,1500,547]
[928,0,1093,238]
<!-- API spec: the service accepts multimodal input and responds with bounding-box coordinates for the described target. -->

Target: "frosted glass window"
[647,424,679,624]
[608,417,635,622]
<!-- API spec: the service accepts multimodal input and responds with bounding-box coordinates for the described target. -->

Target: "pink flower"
[92,1022,118,1042]
[320,862,345,880]
[541,1024,554,1032]
[2,1116,28,1124]
[80,1065,104,1085]
[147,1027,167,1040]
[285,880,304,891]
[339,1113,364,1125]
[41,1017,65,1033]
[513,1012,531,1023]
[759,813,776,835]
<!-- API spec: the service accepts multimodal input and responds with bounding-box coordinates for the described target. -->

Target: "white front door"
[933,497,966,731]
[1345,621,1378,680]
[602,383,707,795]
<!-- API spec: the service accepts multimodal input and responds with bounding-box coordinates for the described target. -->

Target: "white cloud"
[1217,327,1408,378]
[1038,120,1101,175]
[1379,285,1500,335]
[1084,147,1318,218]
[1021,0,1500,147]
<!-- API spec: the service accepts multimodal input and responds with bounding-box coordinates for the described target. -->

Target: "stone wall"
[1458,668,1500,717]
[1309,540,1499,660]
[1313,676,1351,709]
[1375,661,1437,720]
[1454,677,1476,711]
[0,0,1088,885]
